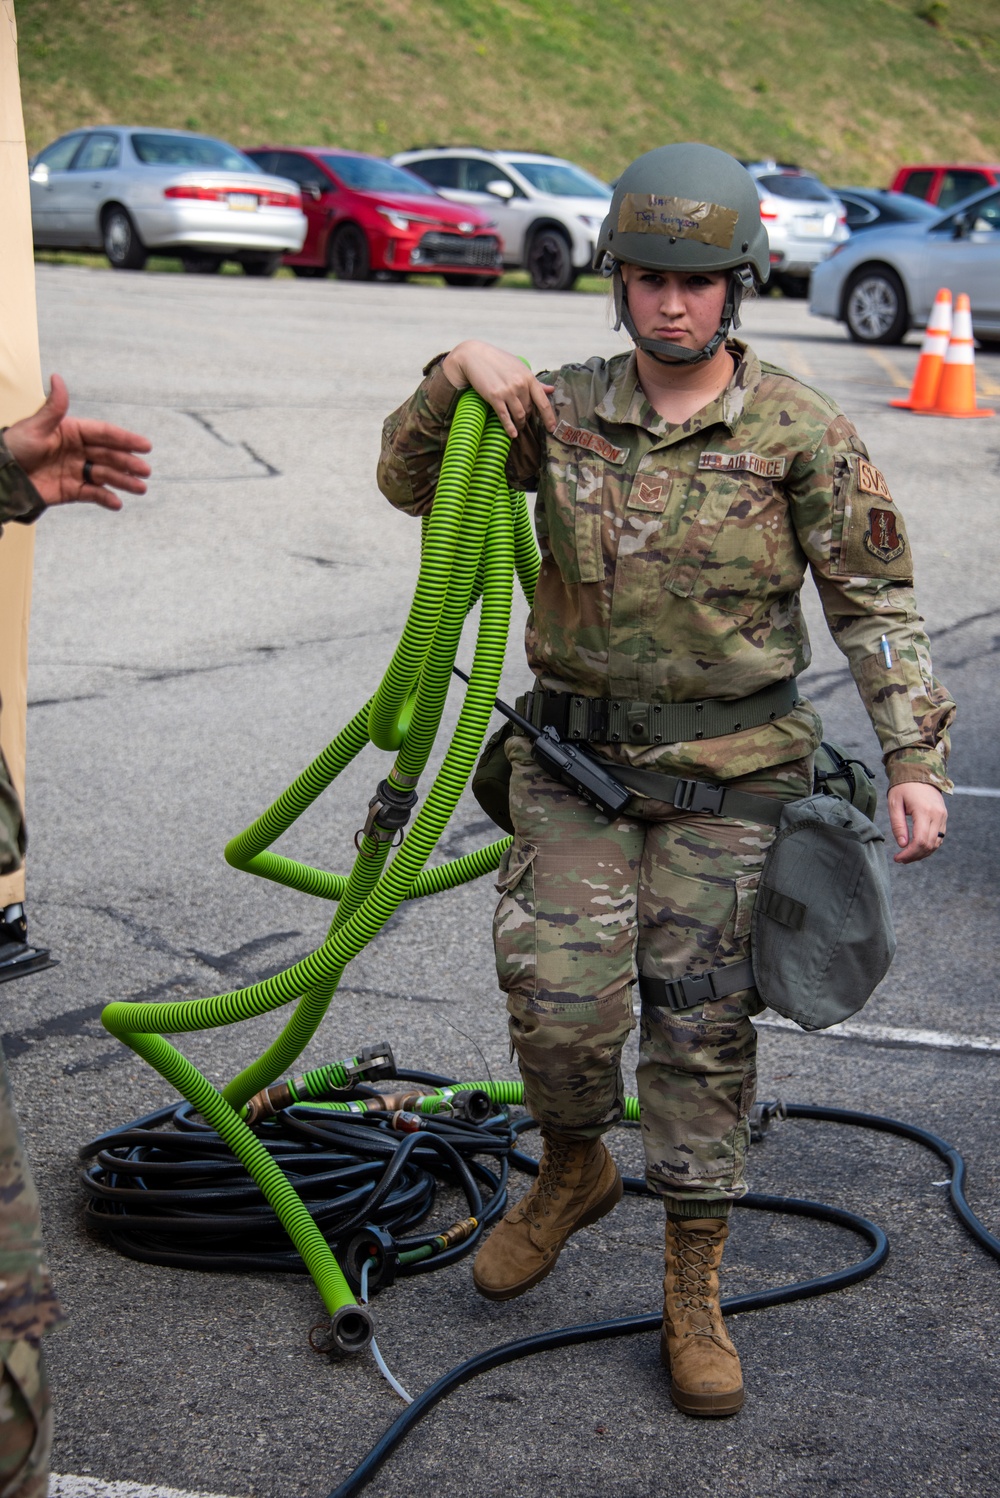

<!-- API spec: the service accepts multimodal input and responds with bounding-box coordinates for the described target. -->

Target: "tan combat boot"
[473,1131,622,1301]
[661,1216,744,1417]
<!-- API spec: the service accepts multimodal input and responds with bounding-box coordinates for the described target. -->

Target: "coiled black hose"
[78,1078,999,1498]
[325,1100,999,1498]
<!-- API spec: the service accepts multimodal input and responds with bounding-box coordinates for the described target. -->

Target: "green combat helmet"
[596,143,770,365]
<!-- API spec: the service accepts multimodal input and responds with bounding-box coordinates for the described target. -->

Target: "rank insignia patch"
[864,507,906,562]
[628,478,669,511]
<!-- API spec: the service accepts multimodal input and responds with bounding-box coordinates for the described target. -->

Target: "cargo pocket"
[733,872,761,941]
[493,840,538,995]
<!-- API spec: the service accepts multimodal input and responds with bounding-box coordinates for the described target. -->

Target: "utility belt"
[514,678,800,746]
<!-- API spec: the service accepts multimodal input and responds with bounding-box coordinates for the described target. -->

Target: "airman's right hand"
[441,340,556,440]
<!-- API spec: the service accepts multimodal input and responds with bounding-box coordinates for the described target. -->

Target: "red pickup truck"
[891,163,1000,210]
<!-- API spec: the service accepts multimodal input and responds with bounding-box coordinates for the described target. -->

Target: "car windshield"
[131,133,259,171]
[320,155,439,195]
[510,160,611,198]
[757,173,832,202]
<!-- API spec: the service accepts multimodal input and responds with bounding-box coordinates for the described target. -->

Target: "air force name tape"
[552,420,628,465]
[617,194,739,250]
[699,450,787,479]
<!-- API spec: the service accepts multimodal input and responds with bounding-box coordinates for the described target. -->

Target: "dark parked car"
[245,147,503,283]
[832,188,939,233]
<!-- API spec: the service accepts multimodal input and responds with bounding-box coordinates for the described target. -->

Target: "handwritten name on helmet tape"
[856,459,893,502]
[552,420,628,465]
[698,450,787,480]
[617,194,739,250]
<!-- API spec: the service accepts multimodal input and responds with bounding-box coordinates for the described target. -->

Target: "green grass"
[15,0,1000,186]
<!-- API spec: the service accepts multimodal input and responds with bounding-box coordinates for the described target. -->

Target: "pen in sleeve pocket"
[880,634,892,668]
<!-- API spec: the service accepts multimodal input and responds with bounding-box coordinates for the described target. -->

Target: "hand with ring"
[4,374,151,511]
[887,782,948,864]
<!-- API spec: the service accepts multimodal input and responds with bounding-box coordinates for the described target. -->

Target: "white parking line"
[51,1479,242,1498]
[951,786,1000,798]
[758,1013,1000,1052]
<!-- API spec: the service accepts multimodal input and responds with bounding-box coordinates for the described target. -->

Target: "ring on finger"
[82,459,94,485]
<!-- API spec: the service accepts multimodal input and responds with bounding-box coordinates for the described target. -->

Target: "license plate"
[795,217,826,236]
[228,193,258,211]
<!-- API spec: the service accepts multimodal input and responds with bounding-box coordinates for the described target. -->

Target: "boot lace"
[671,1227,721,1336]
[521,1139,574,1227]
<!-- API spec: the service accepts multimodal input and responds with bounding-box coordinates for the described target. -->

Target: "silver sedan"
[29,127,308,274]
[810,183,1000,346]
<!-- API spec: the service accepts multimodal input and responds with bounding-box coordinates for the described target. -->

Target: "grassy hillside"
[15,0,1000,187]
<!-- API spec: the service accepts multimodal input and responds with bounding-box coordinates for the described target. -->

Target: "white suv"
[391,147,611,289]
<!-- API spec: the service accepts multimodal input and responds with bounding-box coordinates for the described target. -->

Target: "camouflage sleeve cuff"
[420,354,464,419]
[0,432,46,531]
[884,746,954,794]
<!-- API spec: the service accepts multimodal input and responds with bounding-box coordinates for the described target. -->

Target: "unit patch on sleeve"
[698,450,787,480]
[864,507,906,563]
[552,420,628,465]
[838,456,913,580]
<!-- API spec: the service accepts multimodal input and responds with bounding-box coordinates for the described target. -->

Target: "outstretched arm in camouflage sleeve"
[379,342,554,516]
[787,416,953,864]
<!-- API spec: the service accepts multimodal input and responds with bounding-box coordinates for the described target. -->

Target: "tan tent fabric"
[0,0,44,906]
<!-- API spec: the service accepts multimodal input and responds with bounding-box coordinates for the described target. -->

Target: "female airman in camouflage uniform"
[378,144,953,1417]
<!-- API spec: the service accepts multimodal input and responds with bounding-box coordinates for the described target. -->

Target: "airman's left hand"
[887,781,948,864]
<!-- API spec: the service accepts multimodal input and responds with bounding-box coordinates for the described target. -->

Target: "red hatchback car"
[245,146,503,283]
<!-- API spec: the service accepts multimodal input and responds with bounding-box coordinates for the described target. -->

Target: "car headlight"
[377,208,412,232]
[577,214,604,231]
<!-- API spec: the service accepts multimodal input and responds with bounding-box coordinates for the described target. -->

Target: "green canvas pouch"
[751,792,895,1031]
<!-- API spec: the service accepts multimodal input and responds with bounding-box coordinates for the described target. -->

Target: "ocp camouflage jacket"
[379,342,954,790]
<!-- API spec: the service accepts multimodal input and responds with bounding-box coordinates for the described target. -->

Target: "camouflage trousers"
[493,733,812,1210]
[0,1341,50,1498]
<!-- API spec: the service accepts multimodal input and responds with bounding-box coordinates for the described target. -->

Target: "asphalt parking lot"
[7,268,999,1498]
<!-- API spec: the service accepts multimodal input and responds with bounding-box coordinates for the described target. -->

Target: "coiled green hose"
[102,393,536,1334]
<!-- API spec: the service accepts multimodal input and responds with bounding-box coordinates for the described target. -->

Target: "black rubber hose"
[782,1104,1000,1260]
[326,1192,887,1498]
[324,1099,998,1498]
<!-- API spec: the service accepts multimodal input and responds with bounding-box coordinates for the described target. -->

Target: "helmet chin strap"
[611,265,755,366]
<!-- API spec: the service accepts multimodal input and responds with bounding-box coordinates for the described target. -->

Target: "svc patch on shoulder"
[856,459,893,502]
[838,456,912,580]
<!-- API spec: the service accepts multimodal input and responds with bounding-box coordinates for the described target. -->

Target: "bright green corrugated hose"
[101,393,539,1349]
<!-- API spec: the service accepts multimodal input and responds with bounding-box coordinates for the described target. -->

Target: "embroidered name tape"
[856,459,893,501]
[698,450,786,480]
[617,194,738,250]
[553,420,628,465]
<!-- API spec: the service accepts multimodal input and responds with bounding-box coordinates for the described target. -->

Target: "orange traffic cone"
[890,287,951,410]
[926,293,994,419]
